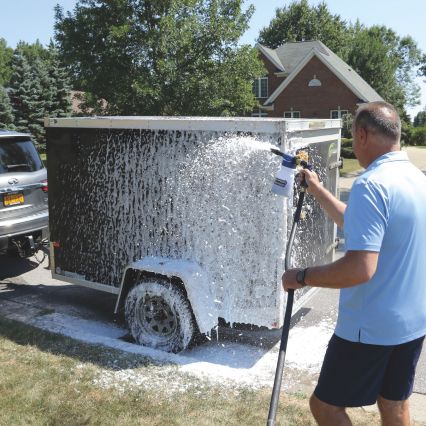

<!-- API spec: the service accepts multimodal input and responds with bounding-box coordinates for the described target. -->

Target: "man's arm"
[282,250,379,291]
[301,169,347,228]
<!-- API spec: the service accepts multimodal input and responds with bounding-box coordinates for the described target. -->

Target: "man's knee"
[377,395,410,420]
[309,393,346,419]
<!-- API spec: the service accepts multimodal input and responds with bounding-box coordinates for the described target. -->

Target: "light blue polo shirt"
[335,151,426,345]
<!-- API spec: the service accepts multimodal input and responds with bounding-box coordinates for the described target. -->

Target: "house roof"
[257,44,285,72]
[257,40,384,106]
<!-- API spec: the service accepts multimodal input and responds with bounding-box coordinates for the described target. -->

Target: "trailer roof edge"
[44,116,341,133]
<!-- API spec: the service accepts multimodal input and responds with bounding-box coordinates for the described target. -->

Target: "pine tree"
[26,57,48,144]
[7,44,72,148]
[0,86,14,129]
[46,43,71,118]
[9,52,45,146]
[8,52,33,132]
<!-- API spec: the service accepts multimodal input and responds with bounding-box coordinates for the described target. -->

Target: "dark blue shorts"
[314,334,425,407]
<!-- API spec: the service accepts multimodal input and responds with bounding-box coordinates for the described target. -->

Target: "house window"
[253,77,268,98]
[251,108,268,117]
[284,111,300,118]
[330,109,349,119]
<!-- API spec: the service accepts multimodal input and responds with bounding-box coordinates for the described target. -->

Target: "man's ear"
[357,127,368,148]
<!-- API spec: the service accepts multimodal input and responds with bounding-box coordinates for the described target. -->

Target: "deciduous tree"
[257,0,349,56]
[54,0,265,116]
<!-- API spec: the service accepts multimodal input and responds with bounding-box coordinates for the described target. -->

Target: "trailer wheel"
[125,280,195,353]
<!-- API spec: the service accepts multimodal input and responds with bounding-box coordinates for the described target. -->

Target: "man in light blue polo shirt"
[283,101,426,426]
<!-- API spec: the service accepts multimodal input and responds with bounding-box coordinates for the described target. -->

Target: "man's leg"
[309,394,352,426]
[377,396,410,426]
[378,336,424,426]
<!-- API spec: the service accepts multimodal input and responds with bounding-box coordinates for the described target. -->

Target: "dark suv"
[0,130,48,257]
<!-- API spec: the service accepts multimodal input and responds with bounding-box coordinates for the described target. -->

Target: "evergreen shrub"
[341,138,355,158]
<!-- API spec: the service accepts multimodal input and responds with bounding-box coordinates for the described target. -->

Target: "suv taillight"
[41,179,48,193]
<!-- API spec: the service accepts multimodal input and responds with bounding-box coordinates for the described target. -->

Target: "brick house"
[253,40,383,119]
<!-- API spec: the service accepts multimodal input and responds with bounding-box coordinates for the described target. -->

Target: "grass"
[340,158,363,177]
[0,316,384,426]
[39,153,47,166]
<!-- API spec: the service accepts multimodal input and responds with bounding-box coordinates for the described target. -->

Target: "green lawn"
[340,158,363,177]
[0,316,383,426]
[39,153,47,167]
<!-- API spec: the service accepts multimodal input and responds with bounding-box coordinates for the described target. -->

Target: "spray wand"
[267,148,311,426]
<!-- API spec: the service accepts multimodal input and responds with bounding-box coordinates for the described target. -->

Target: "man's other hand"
[282,268,305,292]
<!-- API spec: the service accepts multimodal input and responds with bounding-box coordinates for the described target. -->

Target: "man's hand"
[282,268,305,292]
[298,168,346,228]
[298,169,322,196]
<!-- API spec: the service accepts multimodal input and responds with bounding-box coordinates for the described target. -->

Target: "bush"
[340,138,356,158]
[341,113,353,139]
[401,122,413,145]
[401,123,426,146]
[410,126,426,146]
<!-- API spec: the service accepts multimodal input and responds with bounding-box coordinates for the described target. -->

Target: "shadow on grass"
[0,315,154,371]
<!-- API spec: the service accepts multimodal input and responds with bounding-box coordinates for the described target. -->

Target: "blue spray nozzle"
[270,148,297,169]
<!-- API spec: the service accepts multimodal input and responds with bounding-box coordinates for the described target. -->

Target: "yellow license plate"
[4,193,24,206]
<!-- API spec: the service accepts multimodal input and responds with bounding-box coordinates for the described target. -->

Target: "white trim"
[256,43,285,72]
[274,71,289,77]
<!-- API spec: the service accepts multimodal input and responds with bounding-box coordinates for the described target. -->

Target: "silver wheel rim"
[137,295,178,338]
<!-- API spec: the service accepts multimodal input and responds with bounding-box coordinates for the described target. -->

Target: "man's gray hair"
[354,101,401,144]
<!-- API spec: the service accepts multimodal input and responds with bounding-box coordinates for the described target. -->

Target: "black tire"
[125,280,196,353]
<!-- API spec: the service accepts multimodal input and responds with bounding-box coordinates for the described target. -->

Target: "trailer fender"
[115,256,218,335]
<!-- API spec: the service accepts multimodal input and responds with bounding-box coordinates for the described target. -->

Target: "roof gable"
[257,41,383,106]
[256,44,285,72]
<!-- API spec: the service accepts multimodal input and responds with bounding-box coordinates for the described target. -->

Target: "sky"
[1,0,425,117]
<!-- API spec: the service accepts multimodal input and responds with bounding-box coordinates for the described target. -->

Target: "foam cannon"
[270,149,311,197]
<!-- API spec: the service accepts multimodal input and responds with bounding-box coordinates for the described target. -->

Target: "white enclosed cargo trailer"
[45,117,341,352]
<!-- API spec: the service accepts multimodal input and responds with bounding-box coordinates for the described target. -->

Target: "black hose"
[267,190,306,426]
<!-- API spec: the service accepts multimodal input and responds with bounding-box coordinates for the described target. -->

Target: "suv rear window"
[0,138,44,174]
